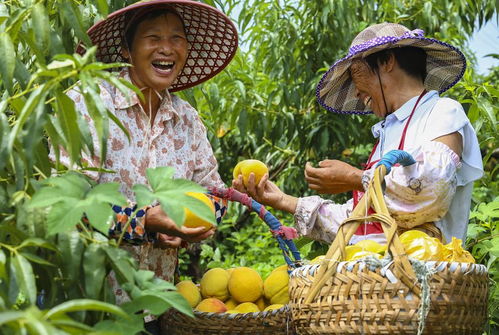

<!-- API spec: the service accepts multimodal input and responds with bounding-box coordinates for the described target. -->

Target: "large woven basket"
[289,165,489,335]
[161,304,295,334]
[161,187,302,335]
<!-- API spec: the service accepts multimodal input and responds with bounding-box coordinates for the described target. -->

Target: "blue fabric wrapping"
[208,187,302,269]
[375,149,416,173]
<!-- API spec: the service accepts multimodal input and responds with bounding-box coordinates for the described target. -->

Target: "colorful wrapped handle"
[375,149,416,173]
[208,187,302,270]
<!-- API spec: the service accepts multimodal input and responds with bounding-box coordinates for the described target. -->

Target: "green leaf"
[103,246,134,284]
[58,231,84,282]
[0,249,6,279]
[45,299,128,319]
[93,313,145,334]
[0,32,16,94]
[47,200,84,235]
[87,183,126,205]
[121,295,171,315]
[0,311,25,325]
[31,3,51,54]
[85,202,113,233]
[11,254,37,304]
[55,91,82,165]
[19,252,55,267]
[146,166,176,190]
[18,238,57,251]
[83,244,106,299]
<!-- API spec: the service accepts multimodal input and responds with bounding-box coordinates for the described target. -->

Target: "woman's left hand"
[155,233,182,249]
[305,160,364,194]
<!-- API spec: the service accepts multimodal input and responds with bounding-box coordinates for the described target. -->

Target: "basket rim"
[290,260,488,278]
[189,304,290,318]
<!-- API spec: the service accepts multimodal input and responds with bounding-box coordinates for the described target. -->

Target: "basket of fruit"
[161,174,302,335]
[288,163,489,335]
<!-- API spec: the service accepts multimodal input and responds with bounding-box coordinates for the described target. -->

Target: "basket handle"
[208,187,302,270]
[305,152,420,303]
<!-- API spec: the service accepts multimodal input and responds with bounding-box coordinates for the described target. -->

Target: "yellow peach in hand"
[233,159,269,186]
[184,192,215,230]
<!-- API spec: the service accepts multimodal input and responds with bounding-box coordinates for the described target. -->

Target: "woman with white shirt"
[233,22,483,245]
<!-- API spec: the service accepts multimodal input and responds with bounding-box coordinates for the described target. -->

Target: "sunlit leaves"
[30,172,125,234]
[134,167,216,227]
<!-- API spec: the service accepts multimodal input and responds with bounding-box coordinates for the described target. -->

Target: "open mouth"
[364,96,372,107]
[152,60,174,73]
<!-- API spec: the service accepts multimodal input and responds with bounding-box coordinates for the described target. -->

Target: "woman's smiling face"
[350,59,387,117]
[124,12,188,91]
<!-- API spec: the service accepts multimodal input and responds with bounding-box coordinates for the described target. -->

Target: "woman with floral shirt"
[234,23,483,246]
[52,1,238,332]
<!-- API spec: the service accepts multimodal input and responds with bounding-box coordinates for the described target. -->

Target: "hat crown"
[348,23,424,56]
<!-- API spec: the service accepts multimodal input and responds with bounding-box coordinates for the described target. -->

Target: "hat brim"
[316,36,466,114]
[78,0,238,92]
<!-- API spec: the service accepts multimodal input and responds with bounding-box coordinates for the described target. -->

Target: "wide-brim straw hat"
[78,0,238,92]
[317,22,466,114]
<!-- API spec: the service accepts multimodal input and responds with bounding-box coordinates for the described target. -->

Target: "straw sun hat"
[317,22,467,114]
[78,0,238,92]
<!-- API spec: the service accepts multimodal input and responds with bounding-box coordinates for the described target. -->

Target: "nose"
[157,38,173,54]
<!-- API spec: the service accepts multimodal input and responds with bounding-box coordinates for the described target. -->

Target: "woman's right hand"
[145,206,215,243]
[232,173,298,214]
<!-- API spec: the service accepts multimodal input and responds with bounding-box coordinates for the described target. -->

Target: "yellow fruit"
[228,267,263,303]
[227,268,235,277]
[310,255,325,264]
[225,309,239,314]
[264,304,284,311]
[255,296,266,311]
[399,230,444,261]
[263,269,289,305]
[175,280,201,308]
[225,298,238,310]
[348,250,382,261]
[353,239,387,254]
[235,302,260,313]
[200,268,230,301]
[195,298,227,313]
[233,159,269,186]
[184,192,215,230]
[344,245,362,261]
[271,264,289,273]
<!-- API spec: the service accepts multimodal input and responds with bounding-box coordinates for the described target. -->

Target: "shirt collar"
[113,68,179,123]
[371,90,439,138]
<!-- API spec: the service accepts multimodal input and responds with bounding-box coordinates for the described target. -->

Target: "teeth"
[364,96,371,106]
[153,61,173,66]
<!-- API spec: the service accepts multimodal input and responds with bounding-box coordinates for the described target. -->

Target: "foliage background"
[0,0,497,334]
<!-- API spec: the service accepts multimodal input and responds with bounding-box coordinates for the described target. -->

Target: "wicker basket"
[160,187,302,335]
[161,305,295,335]
[289,165,489,335]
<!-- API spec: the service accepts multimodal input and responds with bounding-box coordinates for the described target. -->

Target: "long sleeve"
[293,196,354,244]
[363,140,460,229]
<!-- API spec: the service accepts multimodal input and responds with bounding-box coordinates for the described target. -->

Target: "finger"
[307,183,322,191]
[257,173,268,198]
[246,173,257,196]
[305,174,322,185]
[305,162,320,178]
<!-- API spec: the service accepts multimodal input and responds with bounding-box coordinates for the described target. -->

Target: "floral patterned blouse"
[56,68,226,306]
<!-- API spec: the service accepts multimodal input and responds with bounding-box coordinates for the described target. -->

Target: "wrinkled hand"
[305,160,363,194]
[145,206,215,243]
[232,173,298,213]
[155,233,182,249]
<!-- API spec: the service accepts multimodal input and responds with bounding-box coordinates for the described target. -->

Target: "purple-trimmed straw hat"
[316,22,466,115]
[77,0,238,92]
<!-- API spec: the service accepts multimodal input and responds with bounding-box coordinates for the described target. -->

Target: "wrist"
[276,194,298,214]
[350,168,364,191]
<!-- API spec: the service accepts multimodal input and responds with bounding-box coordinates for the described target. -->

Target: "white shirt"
[293,91,483,245]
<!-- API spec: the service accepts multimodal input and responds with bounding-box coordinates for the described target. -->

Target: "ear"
[121,47,130,61]
[381,52,396,73]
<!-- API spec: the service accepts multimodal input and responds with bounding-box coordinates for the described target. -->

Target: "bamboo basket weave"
[161,305,294,335]
[161,187,302,335]
[289,165,489,335]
